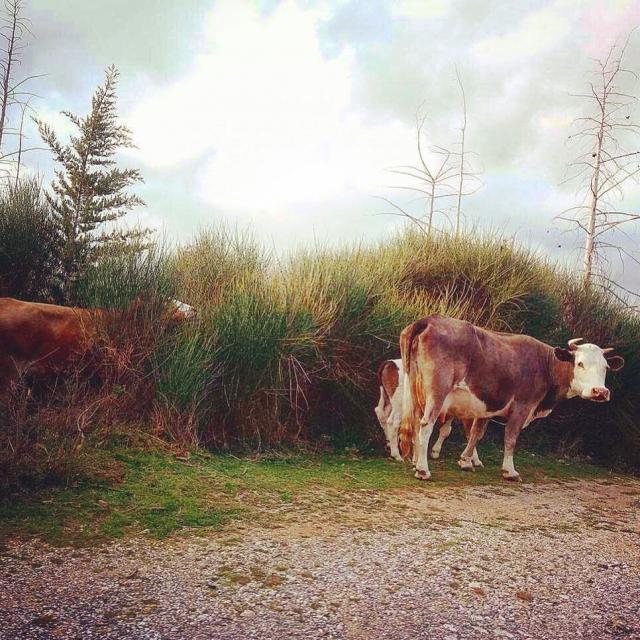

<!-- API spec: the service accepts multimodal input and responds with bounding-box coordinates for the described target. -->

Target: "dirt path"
[2,478,640,639]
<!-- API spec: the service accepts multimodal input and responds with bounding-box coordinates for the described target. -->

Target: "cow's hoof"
[458,458,474,471]
[472,459,484,468]
[502,470,522,482]
[415,468,431,481]
[430,450,441,460]
[390,454,403,463]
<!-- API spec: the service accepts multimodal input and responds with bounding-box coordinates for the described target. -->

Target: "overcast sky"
[16,0,640,292]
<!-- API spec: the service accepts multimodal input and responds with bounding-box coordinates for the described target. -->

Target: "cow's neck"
[549,351,575,400]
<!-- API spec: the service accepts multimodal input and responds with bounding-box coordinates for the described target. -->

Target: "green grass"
[5,224,640,488]
[0,445,607,547]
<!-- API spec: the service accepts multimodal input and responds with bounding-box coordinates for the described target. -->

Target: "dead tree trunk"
[0,0,19,153]
[583,119,604,287]
[451,68,482,237]
[455,69,467,237]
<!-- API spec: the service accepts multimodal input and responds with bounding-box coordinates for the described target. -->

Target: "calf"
[375,358,483,467]
[374,359,404,461]
[399,316,624,481]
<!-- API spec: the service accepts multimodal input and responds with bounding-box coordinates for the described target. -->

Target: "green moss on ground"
[0,445,607,546]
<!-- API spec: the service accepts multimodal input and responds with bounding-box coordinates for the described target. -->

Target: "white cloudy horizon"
[15,0,640,294]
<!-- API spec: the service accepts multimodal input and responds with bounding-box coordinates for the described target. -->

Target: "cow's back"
[377,358,402,399]
[411,315,554,409]
[0,298,94,372]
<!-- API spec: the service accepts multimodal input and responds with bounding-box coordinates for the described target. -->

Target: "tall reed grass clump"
[2,223,640,486]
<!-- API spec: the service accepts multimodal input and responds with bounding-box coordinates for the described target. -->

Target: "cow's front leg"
[374,386,388,433]
[458,418,488,471]
[471,419,488,467]
[470,449,484,468]
[502,409,528,481]
[430,416,453,459]
[388,409,403,462]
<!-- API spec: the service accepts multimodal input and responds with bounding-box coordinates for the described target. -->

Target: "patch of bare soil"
[1,478,639,639]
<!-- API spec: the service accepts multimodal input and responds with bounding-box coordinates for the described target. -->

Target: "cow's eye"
[577,362,584,368]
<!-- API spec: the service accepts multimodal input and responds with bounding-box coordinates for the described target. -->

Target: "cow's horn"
[602,347,615,354]
[568,338,584,350]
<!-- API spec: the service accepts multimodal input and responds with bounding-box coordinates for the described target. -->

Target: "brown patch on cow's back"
[378,360,399,400]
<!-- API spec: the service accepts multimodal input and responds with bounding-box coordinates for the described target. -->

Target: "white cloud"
[538,112,574,132]
[31,104,77,140]
[473,7,570,62]
[32,0,637,291]
[392,0,450,19]
[127,0,415,216]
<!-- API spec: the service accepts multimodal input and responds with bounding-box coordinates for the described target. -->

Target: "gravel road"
[2,477,640,639]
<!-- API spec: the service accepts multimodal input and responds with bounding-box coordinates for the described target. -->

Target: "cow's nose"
[591,387,610,402]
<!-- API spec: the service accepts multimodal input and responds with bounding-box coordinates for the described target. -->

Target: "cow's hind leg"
[414,382,452,481]
[414,412,437,480]
[430,416,453,459]
[458,418,488,470]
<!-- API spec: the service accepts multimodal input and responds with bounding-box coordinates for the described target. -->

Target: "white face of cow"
[556,340,624,402]
[570,344,611,401]
[171,299,196,319]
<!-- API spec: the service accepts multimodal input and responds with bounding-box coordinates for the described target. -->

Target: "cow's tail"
[398,318,430,460]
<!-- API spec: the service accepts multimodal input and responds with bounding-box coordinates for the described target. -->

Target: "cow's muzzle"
[588,387,610,402]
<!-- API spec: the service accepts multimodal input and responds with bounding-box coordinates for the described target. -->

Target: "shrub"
[0,178,63,301]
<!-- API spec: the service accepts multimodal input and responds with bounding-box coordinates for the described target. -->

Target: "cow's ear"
[554,347,575,363]
[607,355,625,372]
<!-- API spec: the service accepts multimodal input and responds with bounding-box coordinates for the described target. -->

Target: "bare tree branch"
[0,0,38,178]
[453,67,483,236]
[560,33,640,298]
[381,70,483,237]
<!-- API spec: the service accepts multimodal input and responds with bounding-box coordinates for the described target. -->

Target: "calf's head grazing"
[169,299,196,322]
[554,338,624,402]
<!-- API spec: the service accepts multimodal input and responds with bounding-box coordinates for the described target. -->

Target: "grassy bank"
[0,445,606,546]
[2,226,640,487]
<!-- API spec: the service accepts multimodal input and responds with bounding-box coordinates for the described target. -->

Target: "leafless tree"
[380,70,482,237]
[451,68,483,237]
[0,0,41,175]
[560,36,640,290]
[383,111,458,235]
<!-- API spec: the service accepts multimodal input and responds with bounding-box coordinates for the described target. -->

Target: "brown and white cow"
[398,316,624,481]
[375,358,483,467]
[0,297,195,396]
